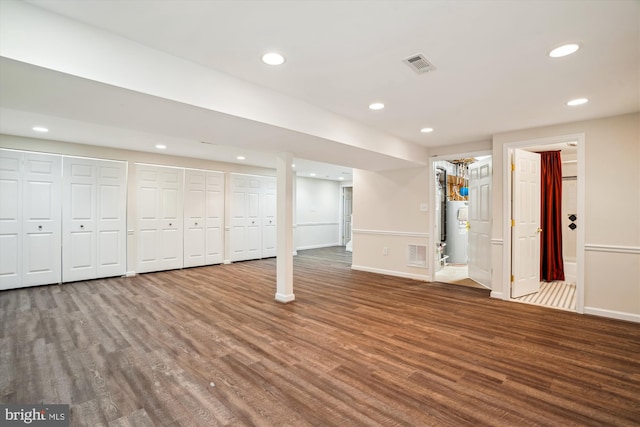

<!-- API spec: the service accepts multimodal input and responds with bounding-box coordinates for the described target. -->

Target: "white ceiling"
[1,0,638,179]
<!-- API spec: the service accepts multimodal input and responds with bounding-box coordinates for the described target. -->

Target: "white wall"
[295,177,341,250]
[352,167,430,281]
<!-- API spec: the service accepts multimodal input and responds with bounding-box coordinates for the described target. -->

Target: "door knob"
[195,222,198,226]
[169,223,172,227]
[38,225,42,230]
[80,224,84,229]
[466,222,470,230]
[537,227,543,233]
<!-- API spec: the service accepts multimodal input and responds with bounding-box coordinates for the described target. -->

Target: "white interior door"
[511,149,541,298]
[96,160,126,278]
[23,152,62,287]
[229,173,264,262]
[136,164,183,273]
[343,187,352,246]
[184,169,206,267]
[0,150,24,289]
[205,171,224,264]
[229,174,248,261]
[262,177,276,258]
[63,157,97,282]
[468,158,492,286]
[246,176,262,259]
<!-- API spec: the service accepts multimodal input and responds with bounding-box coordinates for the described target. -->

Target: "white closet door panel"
[161,228,182,269]
[0,150,22,289]
[136,165,162,273]
[97,230,121,269]
[205,226,223,264]
[138,229,159,272]
[96,160,126,278]
[231,191,246,220]
[229,174,248,261]
[205,172,224,264]
[0,234,19,289]
[23,153,61,286]
[139,187,159,220]
[184,169,206,267]
[162,188,180,220]
[247,192,260,222]
[230,226,246,261]
[247,224,261,257]
[184,226,205,267]
[63,158,97,282]
[262,178,276,258]
[135,164,183,273]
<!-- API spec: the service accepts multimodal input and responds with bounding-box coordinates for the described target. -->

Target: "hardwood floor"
[1,247,639,426]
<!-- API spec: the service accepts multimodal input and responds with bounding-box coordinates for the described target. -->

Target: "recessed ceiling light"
[369,102,385,110]
[310,173,316,177]
[236,156,246,160]
[420,127,434,133]
[567,98,588,106]
[549,43,580,58]
[292,164,296,168]
[262,52,285,65]
[155,144,166,149]
[32,126,48,132]
[339,177,344,180]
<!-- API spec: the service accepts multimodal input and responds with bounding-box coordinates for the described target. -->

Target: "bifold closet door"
[62,157,126,283]
[229,174,262,262]
[262,177,277,258]
[0,150,61,290]
[136,164,183,274]
[184,169,224,267]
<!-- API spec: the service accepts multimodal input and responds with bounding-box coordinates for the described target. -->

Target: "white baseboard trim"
[584,307,640,323]
[490,291,504,299]
[124,271,136,277]
[275,293,295,303]
[296,243,341,251]
[351,264,428,282]
[352,229,429,238]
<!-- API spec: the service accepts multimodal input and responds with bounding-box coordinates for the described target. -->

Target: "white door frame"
[501,133,585,313]
[428,150,492,282]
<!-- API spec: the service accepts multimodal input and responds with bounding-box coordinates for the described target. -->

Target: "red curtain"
[540,151,565,281]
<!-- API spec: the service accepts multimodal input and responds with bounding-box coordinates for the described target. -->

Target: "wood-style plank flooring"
[1,247,639,426]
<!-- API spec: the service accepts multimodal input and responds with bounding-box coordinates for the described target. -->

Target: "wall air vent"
[407,244,428,268]
[403,53,436,74]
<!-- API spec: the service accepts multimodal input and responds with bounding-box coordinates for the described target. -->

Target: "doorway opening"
[503,134,585,313]
[433,154,492,289]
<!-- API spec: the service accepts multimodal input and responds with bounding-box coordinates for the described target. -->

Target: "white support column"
[275,152,295,303]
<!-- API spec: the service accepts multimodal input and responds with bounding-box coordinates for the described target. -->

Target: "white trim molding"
[351,265,429,282]
[584,307,640,323]
[296,243,341,251]
[296,221,340,227]
[584,244,640,255]
[352,229,429,238]
[490,291,504,299]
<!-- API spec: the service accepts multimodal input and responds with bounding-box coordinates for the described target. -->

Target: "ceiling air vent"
[403,53,436,74]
